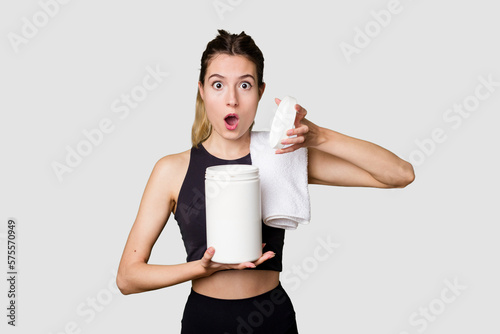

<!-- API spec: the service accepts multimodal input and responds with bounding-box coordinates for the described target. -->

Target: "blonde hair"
[191,29,263,148]
[191,91,212,148]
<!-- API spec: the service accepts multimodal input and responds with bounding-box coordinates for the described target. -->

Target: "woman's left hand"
[274,98,322,154]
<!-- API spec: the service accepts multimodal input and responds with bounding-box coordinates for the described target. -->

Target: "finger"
[294,104,307,117]
[275,144,303,154]
[293,105,307,128]
[287,124,309,137]
[281,136,305,147]
[200,247,215,266]
[253,251,276,266]
[275,97,281,106]
[234,251,275,269]
[276,147,295,154]
[234,262,256,270]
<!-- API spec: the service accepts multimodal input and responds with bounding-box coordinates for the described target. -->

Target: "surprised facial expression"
[199,54,265,140]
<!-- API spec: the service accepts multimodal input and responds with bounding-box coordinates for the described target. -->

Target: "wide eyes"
[211,81,252,90]
[240,82,252,89]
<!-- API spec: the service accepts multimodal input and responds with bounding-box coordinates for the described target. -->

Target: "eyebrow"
[207,74,256,81]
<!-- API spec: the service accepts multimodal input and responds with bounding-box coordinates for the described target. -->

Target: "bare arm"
[116,155,274,295]
[274,99,415,188]
[306,127,415,188]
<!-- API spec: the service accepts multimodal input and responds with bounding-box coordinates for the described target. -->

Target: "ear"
[258,82,266,101]
[198,81,205,100]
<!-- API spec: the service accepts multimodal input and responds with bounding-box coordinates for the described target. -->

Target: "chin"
[219,127,250,140]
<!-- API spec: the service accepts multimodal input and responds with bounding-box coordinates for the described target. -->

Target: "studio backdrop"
[1,0,499,333]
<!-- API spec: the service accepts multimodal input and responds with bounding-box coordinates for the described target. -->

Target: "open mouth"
[224,113,239,130]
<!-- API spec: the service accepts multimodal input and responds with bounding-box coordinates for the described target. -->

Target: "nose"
[226,86,238,107]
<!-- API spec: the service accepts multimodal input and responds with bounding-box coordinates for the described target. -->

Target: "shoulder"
[156,149,190,170]
[124,149,191,219]
[143,149,191,209]
[153,149,191,182]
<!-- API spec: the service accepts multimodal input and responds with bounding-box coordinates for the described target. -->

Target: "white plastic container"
[205,164,262,264]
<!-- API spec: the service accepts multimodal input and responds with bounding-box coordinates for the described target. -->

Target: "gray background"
[1,0,499,333]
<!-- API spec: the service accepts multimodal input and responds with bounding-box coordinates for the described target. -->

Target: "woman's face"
[199,54,265,141]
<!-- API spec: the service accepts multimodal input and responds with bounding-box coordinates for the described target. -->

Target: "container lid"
[205,164,259,181]
[269,96,297,149]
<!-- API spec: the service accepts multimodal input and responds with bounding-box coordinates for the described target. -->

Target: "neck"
[202,130,251,160]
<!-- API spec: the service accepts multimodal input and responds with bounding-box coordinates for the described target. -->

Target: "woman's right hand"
[199,246,275,276]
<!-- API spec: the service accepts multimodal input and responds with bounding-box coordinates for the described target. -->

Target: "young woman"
[117,30,415,333]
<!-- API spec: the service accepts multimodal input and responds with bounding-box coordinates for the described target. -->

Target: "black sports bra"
[174,143,285,271]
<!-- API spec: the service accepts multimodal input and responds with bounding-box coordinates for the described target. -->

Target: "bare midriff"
[192,270,280,299]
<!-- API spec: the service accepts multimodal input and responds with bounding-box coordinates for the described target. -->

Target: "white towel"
[250,131,311,230]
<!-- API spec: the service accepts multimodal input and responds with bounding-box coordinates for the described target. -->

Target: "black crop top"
[174,143,285,271]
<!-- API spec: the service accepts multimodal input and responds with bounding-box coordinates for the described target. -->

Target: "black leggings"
[181,282,298,334]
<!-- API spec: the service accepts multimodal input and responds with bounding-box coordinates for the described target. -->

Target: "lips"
[224,113,239,130]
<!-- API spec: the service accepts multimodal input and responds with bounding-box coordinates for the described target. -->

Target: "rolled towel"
[250,131,311,230]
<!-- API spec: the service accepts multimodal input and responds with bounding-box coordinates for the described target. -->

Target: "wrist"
[194,260,217,279]
[311,124,330,150]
